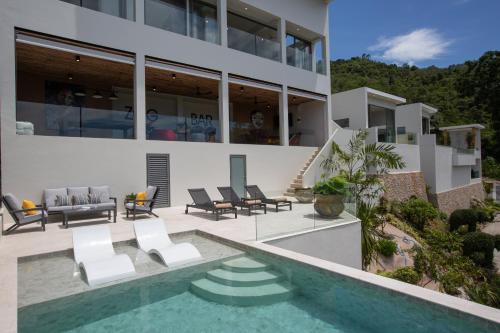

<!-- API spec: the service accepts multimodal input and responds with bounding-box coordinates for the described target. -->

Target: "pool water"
[19,253,500,333]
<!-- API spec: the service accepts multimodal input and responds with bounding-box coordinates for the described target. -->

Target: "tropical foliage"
[312,176,348,196]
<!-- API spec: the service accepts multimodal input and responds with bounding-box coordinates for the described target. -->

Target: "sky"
[328,0,500,67]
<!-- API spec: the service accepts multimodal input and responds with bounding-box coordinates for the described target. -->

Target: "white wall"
[265,221,362,269]
[392,144,421,172]
[332,88,367,129]
[396,104,422,136]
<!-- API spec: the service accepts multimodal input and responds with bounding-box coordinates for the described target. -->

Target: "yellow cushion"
[136,192,146,206]
[22,200,37,216]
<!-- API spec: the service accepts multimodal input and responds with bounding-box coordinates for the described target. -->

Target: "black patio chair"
[217,186,266,216]
[185,188,237,221]
[245,185,292,212]
[125,186,159,221]
[2,193,46,234]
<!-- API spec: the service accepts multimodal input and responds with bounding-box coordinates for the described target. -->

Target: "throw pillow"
[22,199,37,216]
[136,192,146,206]
[73,194,89,205]
[55,194,71,206]
[89,193,102,204]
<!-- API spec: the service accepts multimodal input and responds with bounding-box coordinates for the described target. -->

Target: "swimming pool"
[18,241,500,333]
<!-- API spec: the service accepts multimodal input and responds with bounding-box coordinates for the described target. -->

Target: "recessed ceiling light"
[75,55,81,62]
[74,89,86,97]
[240,86,245,93]
[296,28,300,31]
[67,73,73,80]
[172,73,177,80]
[108,91,118,100]
[244,7,248,10]
[153,86,157,92]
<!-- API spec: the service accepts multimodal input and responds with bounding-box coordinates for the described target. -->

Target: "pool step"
[190,256,296,306]
[221,256,271,273]
[207,269,282,287]
[191,278,295,306]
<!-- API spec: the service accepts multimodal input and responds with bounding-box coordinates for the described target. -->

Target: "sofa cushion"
[215,203,233,209]
[68,187,89,198]
[21,211,47,224]
[47,205,74,213]
[90,186,111,203]
[44,188,67,207]
[4,193,23,220]
[145,186,157,207]
[96,202,116,210]
[125,203,149,211]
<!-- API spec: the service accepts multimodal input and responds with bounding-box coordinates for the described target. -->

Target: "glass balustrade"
[61,0,135,20]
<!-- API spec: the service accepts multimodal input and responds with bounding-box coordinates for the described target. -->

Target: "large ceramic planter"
[314,194,345,218]
[295,188,313,203]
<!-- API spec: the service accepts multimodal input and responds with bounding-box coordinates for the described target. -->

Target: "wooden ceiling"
[229,83,279,107]
[16,42,134,89]
[145,66,219,100]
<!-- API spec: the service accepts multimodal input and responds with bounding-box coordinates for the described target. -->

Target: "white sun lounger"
[73,225,136,287]
[133,218,202,267]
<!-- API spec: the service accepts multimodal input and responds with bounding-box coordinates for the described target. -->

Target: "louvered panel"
[146,154,170,208]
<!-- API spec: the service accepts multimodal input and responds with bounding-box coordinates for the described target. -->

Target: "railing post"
[218,0,227,47]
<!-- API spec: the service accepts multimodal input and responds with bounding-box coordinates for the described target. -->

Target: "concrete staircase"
[190,256,295,306]
[284,148,321,197]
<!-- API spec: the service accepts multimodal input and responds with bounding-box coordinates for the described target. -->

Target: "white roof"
[365,87,406,105]
[440,124,485,131]
[421,103,438,114]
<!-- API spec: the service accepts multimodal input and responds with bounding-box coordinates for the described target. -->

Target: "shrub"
[475,209,493,223]
[399,198,440,231]
[462,232,495,267]
[449,209,479,232]
[466,282,498,307]
[377,239,398,257]
[495,234,500,251]
[313,176,348,196]
[440,271,464,296]
[385,267,421,285]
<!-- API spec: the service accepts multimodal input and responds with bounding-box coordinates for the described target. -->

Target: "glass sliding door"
[368,105,396,143]
[286,34,312,71]
[230,155,247,198]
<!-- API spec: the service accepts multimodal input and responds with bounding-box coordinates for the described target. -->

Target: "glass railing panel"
[316,60,327,75]
[146,114,221,143]
[61,0,135,20]
[287,46,313,71]
[228,27,280,62]
[190,12,219,44]
[16,101,135,139]
[145,0,187,35]
[455,147,475,154]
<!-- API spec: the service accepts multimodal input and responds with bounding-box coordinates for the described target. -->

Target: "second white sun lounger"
[73,225,136,287]
[133,218,202,267]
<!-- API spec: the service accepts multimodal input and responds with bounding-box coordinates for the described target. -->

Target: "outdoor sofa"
[217,186,267,216]
[185,188,237,221]
[43,186,117,227]
[245,185,293,212]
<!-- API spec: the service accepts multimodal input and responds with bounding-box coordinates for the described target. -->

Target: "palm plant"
[357,201,379,270]
[320,130,406,206]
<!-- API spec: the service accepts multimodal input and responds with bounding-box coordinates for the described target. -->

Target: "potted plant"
[295,187,313,203]
[126,193,137,201]
[312,176,348,218]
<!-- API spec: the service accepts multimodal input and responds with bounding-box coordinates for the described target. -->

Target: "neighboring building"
[0,0,333,208]
[332,87,485,213]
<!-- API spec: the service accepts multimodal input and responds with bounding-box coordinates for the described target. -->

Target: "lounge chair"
[125,186,159,220]
[245,185,293,212]
[217,186,267,216]
[72,225,136,287]
[133,218,202,267]
[2,194,46,234]
[185,188,237,221]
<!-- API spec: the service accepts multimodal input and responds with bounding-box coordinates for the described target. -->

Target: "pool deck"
[0,203,357,333]
[1,205,500,332]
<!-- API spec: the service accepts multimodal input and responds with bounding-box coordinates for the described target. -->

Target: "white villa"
[332,87,484,213]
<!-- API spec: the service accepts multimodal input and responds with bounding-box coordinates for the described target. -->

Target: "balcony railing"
[287,47,312,71]
[61,0,135,20]
[228,27,280,62]
[397,132,418,145]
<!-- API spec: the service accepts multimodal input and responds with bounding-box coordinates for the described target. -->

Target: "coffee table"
[62,205,116,228]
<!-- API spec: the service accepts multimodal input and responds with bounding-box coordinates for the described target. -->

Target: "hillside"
[330,52,500,177]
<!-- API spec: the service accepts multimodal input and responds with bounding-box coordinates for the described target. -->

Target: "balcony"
[61,0,135,20]
[452,148,476,166]
[227,27,280,62]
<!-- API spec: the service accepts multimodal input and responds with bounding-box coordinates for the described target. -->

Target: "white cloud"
[369,28,452,65]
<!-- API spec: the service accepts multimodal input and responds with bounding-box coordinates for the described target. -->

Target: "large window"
[145,62,221,143]
[287,34,312,71]
[16,39,135,139]
[229,82,280,145]
[289,93,327,147]
[61,0,135,20]
[145,0,219,44]
[368,104,396,143]
[227,12,280,62]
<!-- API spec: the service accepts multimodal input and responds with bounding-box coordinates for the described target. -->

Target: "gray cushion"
[47,205,74,213]
[96,202,116,210]
[90,186,111,203]
[21,211,47,224]
[145,186,157,207]
[67,187,89,198]
[4,193,23,220]
[125,203,149,211]
[44,188,67,207]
